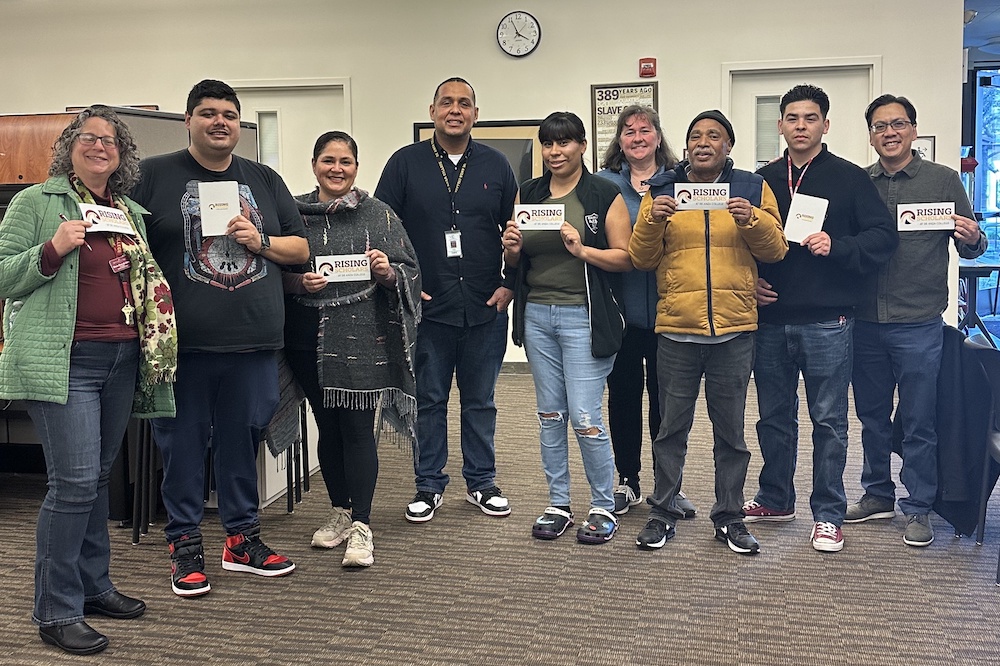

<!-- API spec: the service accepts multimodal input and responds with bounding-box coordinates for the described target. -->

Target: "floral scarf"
[69,174,177,412]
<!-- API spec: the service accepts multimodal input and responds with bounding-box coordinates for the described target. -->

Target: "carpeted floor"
[1,372,999,665]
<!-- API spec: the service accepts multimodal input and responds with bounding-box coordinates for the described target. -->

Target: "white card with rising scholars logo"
[514,204,565,230]
[78,203,135,235]
[783,193,828,243]
[198,181,240,236]
[674,183,729,210]
[897,202,955,231]
[316,253,371,282]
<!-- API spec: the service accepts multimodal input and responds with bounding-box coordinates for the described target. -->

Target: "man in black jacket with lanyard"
[745,84,898,553]
[376,77,518,524]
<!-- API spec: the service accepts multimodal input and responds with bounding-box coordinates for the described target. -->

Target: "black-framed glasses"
[870,120,913,134]
[77,133,118,148]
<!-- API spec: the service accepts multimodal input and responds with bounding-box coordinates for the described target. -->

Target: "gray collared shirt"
[862,151,986,323]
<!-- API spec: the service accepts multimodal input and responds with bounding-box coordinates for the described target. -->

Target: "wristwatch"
[258,231,271,254]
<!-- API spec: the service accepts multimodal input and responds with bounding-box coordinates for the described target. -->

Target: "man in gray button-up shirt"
[846,94,986,548]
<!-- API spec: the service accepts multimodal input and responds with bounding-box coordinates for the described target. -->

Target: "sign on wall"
[590,82,658,168]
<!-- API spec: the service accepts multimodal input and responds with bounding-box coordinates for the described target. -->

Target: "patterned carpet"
[1,372,999,665]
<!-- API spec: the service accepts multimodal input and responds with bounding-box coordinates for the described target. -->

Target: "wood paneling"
[0,114,74,185]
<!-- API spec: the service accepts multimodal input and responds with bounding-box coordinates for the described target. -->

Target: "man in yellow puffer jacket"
[628,110,787,555]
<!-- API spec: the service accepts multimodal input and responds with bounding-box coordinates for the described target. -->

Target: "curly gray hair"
[48,105,140,194]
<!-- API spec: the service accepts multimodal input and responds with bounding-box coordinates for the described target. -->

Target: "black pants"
[606,325,660,489]
[285,349,378,524]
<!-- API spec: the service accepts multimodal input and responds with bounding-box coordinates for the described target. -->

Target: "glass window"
[975,69,1000,213]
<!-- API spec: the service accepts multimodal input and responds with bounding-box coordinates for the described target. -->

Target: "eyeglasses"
[870,120,913,134]
[77,133,118,148]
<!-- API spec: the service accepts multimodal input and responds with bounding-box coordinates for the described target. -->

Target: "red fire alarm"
[639,58,656,78]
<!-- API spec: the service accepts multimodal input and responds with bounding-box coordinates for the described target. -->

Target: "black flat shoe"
[84,590,146,619]
[39,621,109,655]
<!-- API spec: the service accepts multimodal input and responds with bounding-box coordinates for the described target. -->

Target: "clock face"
[497,11,540,58]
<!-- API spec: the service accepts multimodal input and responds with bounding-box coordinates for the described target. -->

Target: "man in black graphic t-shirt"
[132,79,307,598]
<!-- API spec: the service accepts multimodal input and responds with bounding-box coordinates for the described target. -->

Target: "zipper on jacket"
[704,210,716,336]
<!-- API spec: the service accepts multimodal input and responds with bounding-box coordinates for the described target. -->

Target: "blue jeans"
[413,314,507,494]
[27,341,139,627]
[648,334,754,528]
[753,319,853,525]
[152,351,278,542]
[852,319,942,515]
[524,303,616,512]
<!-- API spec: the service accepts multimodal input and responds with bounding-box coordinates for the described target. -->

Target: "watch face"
[497,11,540,58]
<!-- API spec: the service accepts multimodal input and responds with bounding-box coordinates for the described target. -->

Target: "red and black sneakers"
[169,534,211,597]
[221,532,296,577]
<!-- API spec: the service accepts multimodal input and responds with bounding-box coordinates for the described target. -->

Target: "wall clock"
[497,11,541,58]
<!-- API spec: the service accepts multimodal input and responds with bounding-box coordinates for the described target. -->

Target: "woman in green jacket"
[0,106,176,656]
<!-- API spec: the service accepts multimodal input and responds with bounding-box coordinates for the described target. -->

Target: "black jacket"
[756,146,898,324]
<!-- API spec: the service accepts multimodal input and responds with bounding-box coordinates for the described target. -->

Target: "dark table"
[959,259,1000,348]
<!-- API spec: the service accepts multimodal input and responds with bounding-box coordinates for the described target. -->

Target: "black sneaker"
[613,482,643,515]
[714,522,760,555]
[844,494,895,523]
[675,491,697,519]
[168,534,211,597]
[576,508,619,544]
[405,491,443,523]
[466,486,511,517]
[221,532,295,576]
[532,507,574,540]
[636,518,675,550]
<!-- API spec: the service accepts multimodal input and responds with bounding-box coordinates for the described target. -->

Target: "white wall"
[1,0,967,179]
[1,0,969,357]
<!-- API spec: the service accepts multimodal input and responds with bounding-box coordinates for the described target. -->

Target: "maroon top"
[41,190,138,342]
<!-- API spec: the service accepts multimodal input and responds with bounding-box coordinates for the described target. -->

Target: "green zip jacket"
[0,175,174,417]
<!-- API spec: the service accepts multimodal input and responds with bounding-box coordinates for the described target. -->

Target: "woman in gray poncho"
[283,131,420,567]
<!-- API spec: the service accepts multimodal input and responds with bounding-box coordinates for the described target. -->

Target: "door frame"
[721,56,883,115]
[228,76,352,132]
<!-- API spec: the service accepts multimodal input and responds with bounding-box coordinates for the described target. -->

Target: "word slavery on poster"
[590,82,658,168]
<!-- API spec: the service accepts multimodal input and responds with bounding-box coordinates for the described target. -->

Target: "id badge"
[109,255,131,274]
[445,229,463,258]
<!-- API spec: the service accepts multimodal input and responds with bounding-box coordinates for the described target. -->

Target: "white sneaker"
[342,522,374,567]
[311,506,353,548]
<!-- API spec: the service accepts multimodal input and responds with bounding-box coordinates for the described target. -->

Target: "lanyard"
[109,234,136,326]
[429,139,468,229]
[787,155,813,198]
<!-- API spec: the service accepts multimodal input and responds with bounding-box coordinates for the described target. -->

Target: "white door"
[233,83,349,197]
[729,66,875,172]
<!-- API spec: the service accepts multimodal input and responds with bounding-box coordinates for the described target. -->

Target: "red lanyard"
[787,155,813,198]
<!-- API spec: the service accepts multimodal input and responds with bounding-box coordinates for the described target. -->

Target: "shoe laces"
[172,550,205,578]
[414,490,438,504]
[321,507,351,531]
[743,500,762,511]
[347,524,372,550]
[726,522,750,538]
[480,486,504,500]
[237,534,276,560]
[814,521,839,539]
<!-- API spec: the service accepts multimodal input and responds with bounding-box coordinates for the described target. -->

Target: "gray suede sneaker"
[903,514,934,547]
[844,494,895,523]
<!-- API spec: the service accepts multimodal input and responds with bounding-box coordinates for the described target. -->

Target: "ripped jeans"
[523,303,616,512]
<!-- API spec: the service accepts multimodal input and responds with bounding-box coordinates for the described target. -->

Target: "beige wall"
[1,0,969,359]
[2,0,966,182]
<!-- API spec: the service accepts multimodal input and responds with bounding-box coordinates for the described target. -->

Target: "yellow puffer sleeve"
[737,180,788,264]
